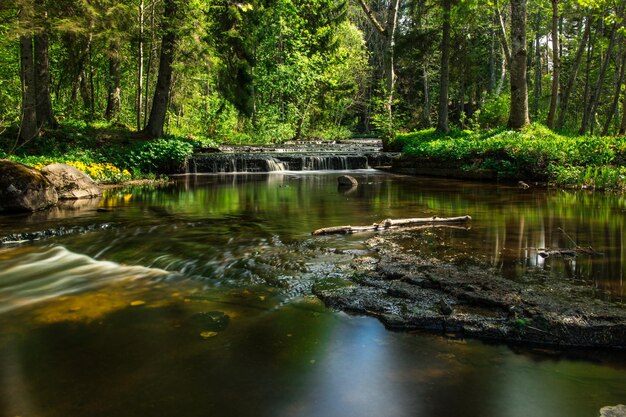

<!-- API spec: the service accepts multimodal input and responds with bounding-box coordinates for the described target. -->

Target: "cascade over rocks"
[0,160,58,213]
[41,163,102,199]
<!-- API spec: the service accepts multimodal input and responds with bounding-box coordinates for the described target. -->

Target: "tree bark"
[383,0,401,142]
[137,0,144,130]
[546,0,560,128]
[33,0,55,129]
[105,40,122,120]
[356,0,400,146]
[556,16,589,129]
[532,11,541,119]
[488,29,496,95]
[607,47,626,135]
[422,62,431,126]
[20,33,37,142]
[508,0,530,130]
[580,6,623,134]
[437,0,451,133]
[145,0,177,138]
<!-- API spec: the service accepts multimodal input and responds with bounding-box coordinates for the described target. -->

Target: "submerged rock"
[338,175,358,187]
[41,163,102,199]
[0,160,58,213]
[600,405,626,417]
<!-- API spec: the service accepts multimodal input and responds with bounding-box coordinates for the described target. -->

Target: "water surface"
[0,171,625,417]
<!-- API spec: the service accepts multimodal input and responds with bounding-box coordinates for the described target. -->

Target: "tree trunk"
[619,77,626,134]
[33,0,55,129]
[145,0,176,138]
[546,0,560,128]
[533,11,541,119]
[488,30,496,95]
[137,0,144,130]
[382,0,401,144]
[508,0,530,129]
[105,41,122,120]
[580,7,622,134]
[144,0,157,128]
[437,0,451,133]
[495,44,507,96]
[604,46,626,135]
[356,0,400,146]
[20,34,37,142]
[422,62,431,126]
[556,16,589,129]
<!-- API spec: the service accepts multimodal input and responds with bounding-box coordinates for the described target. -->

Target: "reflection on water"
[0,171,626,417]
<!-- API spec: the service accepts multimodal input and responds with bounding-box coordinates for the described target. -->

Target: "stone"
[600,405,626,417]
[0,160,58,213]
[41,163,102,199]
[338,175,358,187]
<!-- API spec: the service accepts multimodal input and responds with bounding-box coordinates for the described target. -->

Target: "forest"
[2,0,626,185]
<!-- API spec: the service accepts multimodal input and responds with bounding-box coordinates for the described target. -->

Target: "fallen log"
[538,246,603,258]
[312,215,471,236]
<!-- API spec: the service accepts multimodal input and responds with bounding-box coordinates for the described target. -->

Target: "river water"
[0,171,625,417]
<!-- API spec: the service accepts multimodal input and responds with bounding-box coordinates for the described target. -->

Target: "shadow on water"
[1,171,626,417]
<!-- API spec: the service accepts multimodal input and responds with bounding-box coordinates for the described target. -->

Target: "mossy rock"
[0,160,58,213]
[41,163,102,200]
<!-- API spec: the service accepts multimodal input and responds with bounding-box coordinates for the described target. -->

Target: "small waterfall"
[265,157,287,172]
[188,149,387,173]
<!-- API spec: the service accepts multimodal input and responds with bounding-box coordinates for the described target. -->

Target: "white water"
[0,246,172,314]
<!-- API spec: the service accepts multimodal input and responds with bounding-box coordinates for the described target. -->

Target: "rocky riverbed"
[313,228,626,349]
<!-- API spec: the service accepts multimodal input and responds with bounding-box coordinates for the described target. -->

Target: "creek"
[0,171,625,417]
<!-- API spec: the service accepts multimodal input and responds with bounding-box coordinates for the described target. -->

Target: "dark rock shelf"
[314,233,626,349]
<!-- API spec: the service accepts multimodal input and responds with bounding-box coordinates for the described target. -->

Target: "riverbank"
[388,124,626,191]
[314,228,626,349]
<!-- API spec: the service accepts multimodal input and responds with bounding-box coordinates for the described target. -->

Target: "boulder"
[0,160,58,213]
[601,405,626,417]
[41,163,102,199]
[338,175,358,187]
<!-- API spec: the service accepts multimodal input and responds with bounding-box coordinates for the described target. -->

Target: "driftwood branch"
[312,215,472,236]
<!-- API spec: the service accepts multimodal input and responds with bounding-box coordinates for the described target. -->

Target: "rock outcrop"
[0,160,58,213]
[41,163,101,199]
[314,232,626,349]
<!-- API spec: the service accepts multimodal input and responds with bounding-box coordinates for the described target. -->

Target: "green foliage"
[477,94,510,129]
[396,124,626,191]
[122,138,194,174]
[0,121,202,181]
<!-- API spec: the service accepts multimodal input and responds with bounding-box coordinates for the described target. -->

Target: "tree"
[145,0,177,138]
[437,0,451,133]
[357,0,401,144]
[508,0,529,129]
[556,15,589,130]
[546,0,559,128]
[34,0,55,128]
[19,1,37,142]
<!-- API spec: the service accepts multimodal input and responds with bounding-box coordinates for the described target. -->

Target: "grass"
[389,124,626,191]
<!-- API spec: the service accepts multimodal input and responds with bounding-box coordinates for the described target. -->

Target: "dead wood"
[312,215,472,236]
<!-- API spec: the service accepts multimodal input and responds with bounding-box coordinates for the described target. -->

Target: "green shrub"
[478,94,510,128]
[123,138,194,174]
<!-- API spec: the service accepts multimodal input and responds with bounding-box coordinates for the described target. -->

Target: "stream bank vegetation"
[389,124,626,191]
[1,0,626,189]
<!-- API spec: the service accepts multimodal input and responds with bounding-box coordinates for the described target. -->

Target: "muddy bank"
[313,230,626,349]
